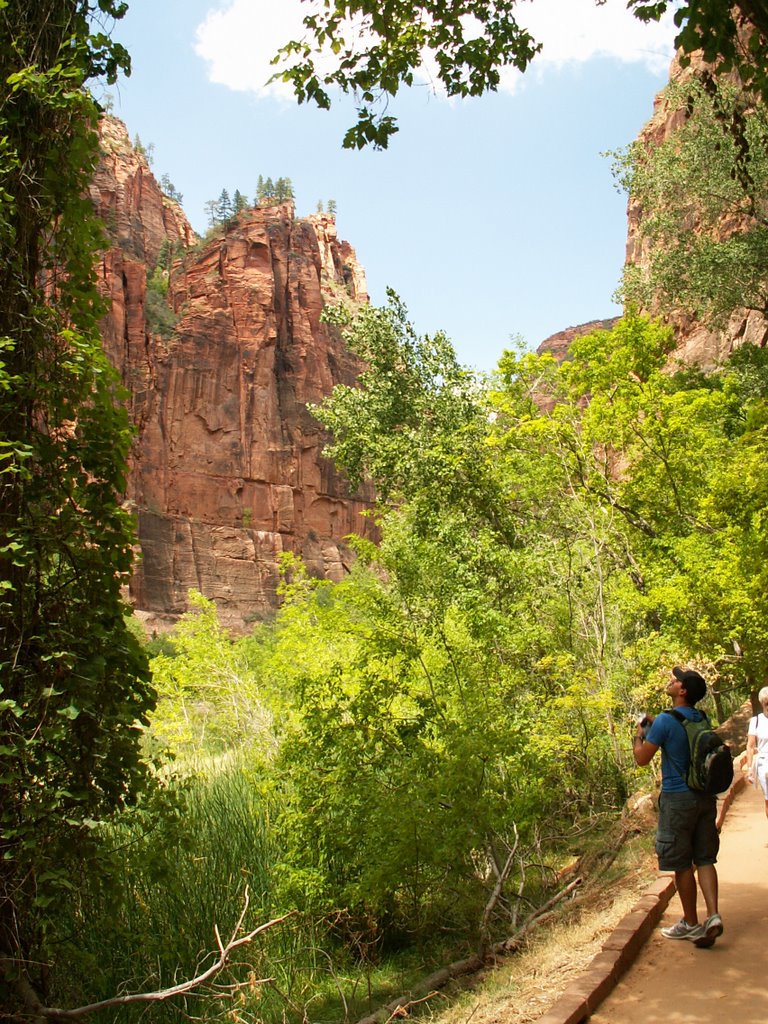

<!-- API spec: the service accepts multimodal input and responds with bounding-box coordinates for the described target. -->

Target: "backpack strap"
[664,707,709,725]
[661,708,695,788]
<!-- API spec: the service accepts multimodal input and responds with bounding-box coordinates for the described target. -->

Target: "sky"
[104,0,679,373]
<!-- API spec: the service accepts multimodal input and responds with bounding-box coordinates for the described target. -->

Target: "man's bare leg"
[675,867,699,924]
[697,863,718,919]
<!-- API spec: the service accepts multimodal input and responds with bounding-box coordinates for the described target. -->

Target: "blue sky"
[105,0,678,372]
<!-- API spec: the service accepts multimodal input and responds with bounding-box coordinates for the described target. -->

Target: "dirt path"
[589,782,768,1024]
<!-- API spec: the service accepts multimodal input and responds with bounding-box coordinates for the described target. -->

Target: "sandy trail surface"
[589,782,768,1023]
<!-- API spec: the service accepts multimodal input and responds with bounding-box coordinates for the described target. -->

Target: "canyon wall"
[92,117,375,632]
[546,50,768,368]
[624,53,768,366]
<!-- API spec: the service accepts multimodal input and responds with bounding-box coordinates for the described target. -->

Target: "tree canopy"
[255,297,768,949]
[273,0,768,148]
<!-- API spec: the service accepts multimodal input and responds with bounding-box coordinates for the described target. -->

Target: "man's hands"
[633,716,658,767]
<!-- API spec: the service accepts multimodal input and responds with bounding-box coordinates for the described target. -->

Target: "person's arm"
[633,734,659,767]
[746,733,757,782]
[632,716,659,767]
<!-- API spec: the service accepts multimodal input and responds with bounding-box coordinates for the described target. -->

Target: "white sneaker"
[661,918,706,942]
[695,913,723,948]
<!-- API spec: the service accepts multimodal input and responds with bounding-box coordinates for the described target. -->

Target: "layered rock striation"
[92,117,375,631]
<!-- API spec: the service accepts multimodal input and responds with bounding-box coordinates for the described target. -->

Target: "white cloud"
[194,0,678,100]
[194,0,306,98]
[520,0,677,74]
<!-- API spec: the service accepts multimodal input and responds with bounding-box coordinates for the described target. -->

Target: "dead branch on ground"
[354,876,582,1024]
[384,991,443,1023]
[499,876,582,954]
[11,888,293,1023]
[478,825,518,955]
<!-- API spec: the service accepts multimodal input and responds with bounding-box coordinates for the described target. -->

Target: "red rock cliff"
[624,52,768,365]
[92,117,375,631]
[537,318,620,360]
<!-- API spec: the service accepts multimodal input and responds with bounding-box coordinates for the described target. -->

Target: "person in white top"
[746,686,768,823]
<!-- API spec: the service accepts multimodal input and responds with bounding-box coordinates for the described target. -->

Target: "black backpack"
[664,708,735,796]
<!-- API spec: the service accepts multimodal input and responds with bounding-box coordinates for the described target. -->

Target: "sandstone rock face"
[93,118,375,631]
[624,54,768,366]
[537,318,620,360]
[91,116,195,265]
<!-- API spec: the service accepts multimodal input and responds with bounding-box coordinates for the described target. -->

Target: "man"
[633,666,724,947]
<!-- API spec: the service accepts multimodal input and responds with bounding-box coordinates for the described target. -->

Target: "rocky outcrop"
[91,117,195,264]
[93,117,375,631]
[624,53,768,366]
[537,318,620,360]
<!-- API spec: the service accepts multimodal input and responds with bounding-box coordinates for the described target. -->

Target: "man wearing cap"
[632,666,724,948]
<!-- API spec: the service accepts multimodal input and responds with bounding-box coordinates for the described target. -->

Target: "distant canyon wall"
[91,117,375,632]
[537,318,620,360]
[97,40,766,637]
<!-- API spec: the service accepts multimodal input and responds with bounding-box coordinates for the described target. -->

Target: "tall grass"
[48,758,431,1024]
[49,762,294,1022]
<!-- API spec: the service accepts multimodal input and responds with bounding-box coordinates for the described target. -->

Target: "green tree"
[156,236,177,274]
[217,187,233,222]
[285,301,644,943]
[0,1,157,1011]
[253,176,296,207]
[498,317,768,712]
[159,171,183,204]
[132,131,154,165]
[269,547,573,945]
[241,307,768,954]
[630,0,768,108]
[314,292,497,510]
[204,188,240,229]
[607,345,768,698]
[145,265,178,339]
[273,0,768,148]
[150,591,274,758]
[274,176,294,201]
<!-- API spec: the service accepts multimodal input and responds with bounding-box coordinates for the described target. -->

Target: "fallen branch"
[357,955,482,1024]
[478,826,519,955]
[354,877,582,1024]
[497,876,582,954]
[20,889,294,1022]
[385,990,442,1023]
